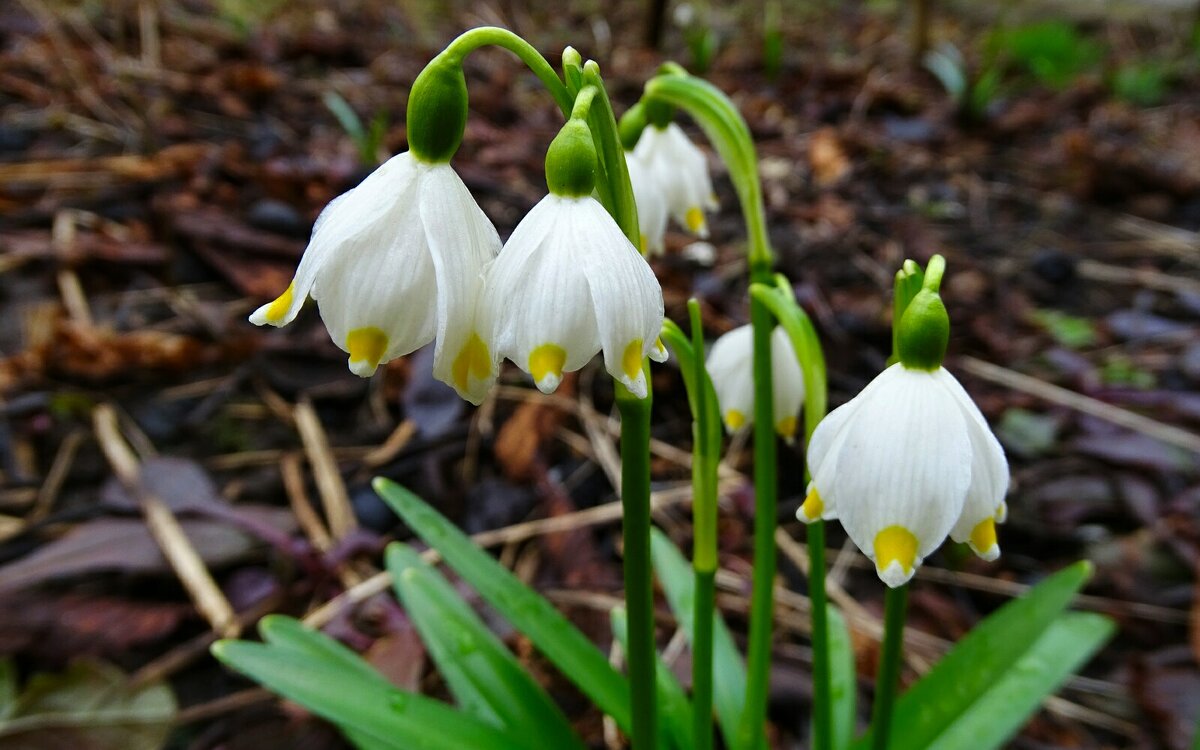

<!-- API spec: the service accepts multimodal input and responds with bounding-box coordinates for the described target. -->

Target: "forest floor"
[1,1,1199,748]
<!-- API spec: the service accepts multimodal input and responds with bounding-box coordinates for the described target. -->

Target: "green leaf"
[213,640,526,750]
[386,543,584,750]
[925,612,1113,749]
[611,606,696,750]
[827,607,856,750]
[257,615,392,687]
[373,478,632,732]
[650,528,746,749]
[0,659,175,750]
[855,561,1096,750]
[0,659,15,722]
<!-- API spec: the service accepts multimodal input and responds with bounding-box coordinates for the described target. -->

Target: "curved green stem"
[443,26,573,116]
[616,381,656,750]
[871,584,909,750]
[582,62,640,245]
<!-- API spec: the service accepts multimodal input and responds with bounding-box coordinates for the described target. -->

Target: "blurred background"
[1,0,1199,748]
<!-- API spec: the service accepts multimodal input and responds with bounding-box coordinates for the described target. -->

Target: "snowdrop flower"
[797,257,1008,588]
[482,118,665,398]
[705,325,805,442]
[625,151,668,256]
[632,123,718,237]
[249,152,500,402]
[250,56,502,404]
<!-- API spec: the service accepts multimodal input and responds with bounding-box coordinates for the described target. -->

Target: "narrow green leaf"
[926,612,1113,749]
[611,606,696,750]
[387,543,585,750]
[0,659,16,722]
[212,641,526,750]
[323,91,366,143]
[373,478,632,732]
[257,615,389,687]
[650,528,746,749]
[856,561,1095,750]
[827,607,856,750]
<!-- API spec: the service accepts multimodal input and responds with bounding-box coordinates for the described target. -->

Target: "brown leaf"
[363,626,426,692]
[0,592,188,657]
[493,377,575,483]
[808,127,851,187]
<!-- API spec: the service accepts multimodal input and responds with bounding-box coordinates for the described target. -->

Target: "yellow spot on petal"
[994,501,1008,524]
[776,416,798,440]
[639,233,648,254]
[970,518,998,555]
[622,339,644,381]
[346,327,388,376]
[799,486,824,522]
[264,281,295,324]
[725,410,746,430]
[685,206,705,234]
[874,526,919,575]
[529,344,567,389]
[452,332,491,394]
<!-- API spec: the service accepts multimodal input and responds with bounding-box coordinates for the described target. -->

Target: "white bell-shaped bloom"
[798,363,1009,587]
[249,152,500,404]
[481,194,665,398]
[624,151,668,257]
[705,325,805,443]
[632,123,718,238]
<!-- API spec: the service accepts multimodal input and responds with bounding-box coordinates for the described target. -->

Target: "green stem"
[871,584,909,750]
[616,383,657,750]
[807,520,831,750]
[443,26,573,116]
[582,62,640,245]
[737,286,777,750]
[688,300,717,750]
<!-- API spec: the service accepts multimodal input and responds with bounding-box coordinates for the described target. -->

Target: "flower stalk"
[871,583,909,750]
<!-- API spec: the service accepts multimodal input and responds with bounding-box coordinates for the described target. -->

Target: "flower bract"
[631,123,717,237]
[798,363,1009,587]
[481,194,665,398]
[249,152,501,404]
[705,325,805,442]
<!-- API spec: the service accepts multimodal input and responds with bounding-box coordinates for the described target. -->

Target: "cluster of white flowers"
[251,126,691,403]
[624,122,718,256]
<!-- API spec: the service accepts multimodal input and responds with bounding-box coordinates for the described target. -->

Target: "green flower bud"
[618,101,647,151]
[407,54,468,164]
[545,118,597,197]
[896,255,949,371]
[644,96,674,129]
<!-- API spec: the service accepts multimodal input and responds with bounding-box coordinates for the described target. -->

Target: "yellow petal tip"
[969,518,1000,561]
[685,206,705,234]
[529,343,567,393]
[725,409,746,431]
[452,332,491,395]
[346,326,388,377]
[776,415,798,441]
[622,339,644,382]
[874,525,919,585]
[798,486,824,523]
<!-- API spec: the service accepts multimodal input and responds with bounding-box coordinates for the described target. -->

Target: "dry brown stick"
[93,403,239,638]
[29,428,86,522]
[362,419,418,469]
[1077,259,1200,297]
[960,356,1200,455]
[293,399,357,540]
[173,689,273,725]
[280,451,333,553]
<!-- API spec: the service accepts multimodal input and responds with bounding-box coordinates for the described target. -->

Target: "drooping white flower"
[632,123,718,237]
[798,363,1009,587]
[481,194,665,398]
[625,151,668,257]
[249,152,500,404]
[705,325,805,443]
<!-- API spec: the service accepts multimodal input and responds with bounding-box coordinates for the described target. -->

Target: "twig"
[293,399,357,540]
[93,404,239,638]
[29,429,85,522]
[959,356,1200,455]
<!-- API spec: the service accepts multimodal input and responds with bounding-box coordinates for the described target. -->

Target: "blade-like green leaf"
[611,606,696,750]
[212,640,526,750]
[0,659,15,722]
[387,544,585,750]
[257,615,390,687]
[650,528,745,749]
[827,606,856,750]
[373,478,632,731]
[925,612,1113,749]
[856,561,1095,750]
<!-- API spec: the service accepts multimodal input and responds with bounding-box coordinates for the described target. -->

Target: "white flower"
[632,123,718,237]
[798,363,1009,587]
[249,152,500,404]
[625,151,668,257]
[705,325,805,442]
[481,194,666,398]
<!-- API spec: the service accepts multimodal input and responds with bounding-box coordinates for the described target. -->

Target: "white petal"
[936,368,1009,560]
[573,199,664,399]
[706,325,755,433]
[421,164,502,404]
[825,366,972,579]
[633,123,716,237]
[485,196,600,393]
[771,327,805,442]
[625,151,668,256]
